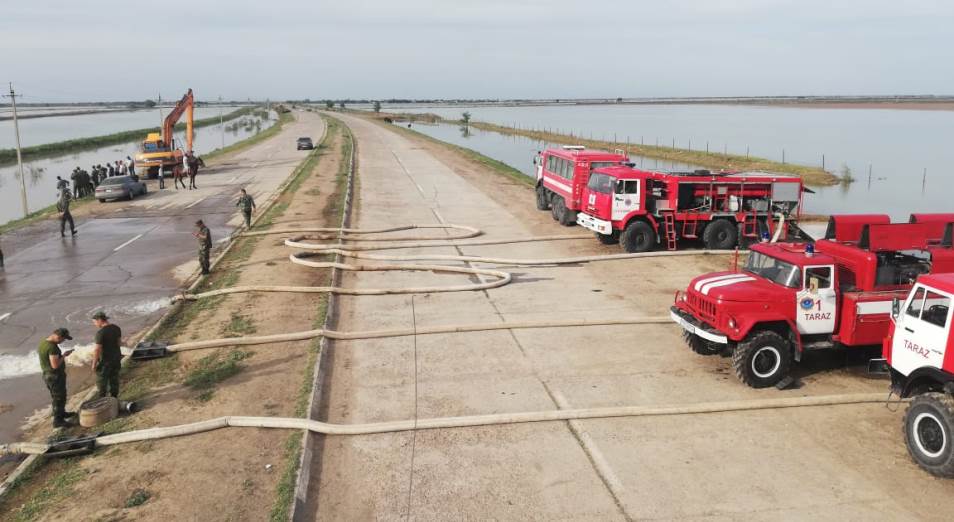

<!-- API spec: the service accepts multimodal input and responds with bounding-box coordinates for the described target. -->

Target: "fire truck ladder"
[742,212,762,238]
[681,214,701,239]
[663,212,678,250]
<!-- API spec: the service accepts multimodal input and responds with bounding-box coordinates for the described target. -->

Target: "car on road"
[297,137,314,150]
[95,175,148,202]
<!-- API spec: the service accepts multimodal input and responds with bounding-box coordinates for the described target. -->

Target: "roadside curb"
[290,115,356,521]
[0,111,322,505]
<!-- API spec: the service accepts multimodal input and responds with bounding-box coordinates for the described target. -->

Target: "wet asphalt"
[0,111,323,443]
[0,187,235,442]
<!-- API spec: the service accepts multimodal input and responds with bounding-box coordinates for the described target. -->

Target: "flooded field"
[392,104,954,219]
[0,111,275,226]
[0,106,249,149]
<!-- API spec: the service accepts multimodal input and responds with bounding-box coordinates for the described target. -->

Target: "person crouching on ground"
[39,327,76,428]
[90,311,123,398]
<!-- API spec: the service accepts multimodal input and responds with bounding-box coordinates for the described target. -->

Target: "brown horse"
[173,165,187,190]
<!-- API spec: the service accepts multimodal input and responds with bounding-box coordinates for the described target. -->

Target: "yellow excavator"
[135,89,194,178]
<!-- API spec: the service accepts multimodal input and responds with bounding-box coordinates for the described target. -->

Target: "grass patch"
[124,488,151,508]
[97,416,134,436]
[119,353,181,402]
[258,201,289,228]
[223,312,257,337]
[183,349,252,391]
[0,107,257,167]
[7,462,86,522]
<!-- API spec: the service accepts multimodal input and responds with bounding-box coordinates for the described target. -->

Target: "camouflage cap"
[91,311,109,321]
[53,327,73,340]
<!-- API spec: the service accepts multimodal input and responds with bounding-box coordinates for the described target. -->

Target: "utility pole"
[218,95,224,149]
[6,83,29,217]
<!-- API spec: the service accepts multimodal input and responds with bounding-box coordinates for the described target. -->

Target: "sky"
[2,0,953,102]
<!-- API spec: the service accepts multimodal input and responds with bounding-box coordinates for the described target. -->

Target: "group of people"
[39,312,123,428]
[58,156,137,199]
[39,189,256,427]
[35,174,258,427]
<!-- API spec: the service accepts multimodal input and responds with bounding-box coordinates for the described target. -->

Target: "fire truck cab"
[880,273,954,477]
[576,166,804,252]
[533,146,629,226]
[671,215,954,388]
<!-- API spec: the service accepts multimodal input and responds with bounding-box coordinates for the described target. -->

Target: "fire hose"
[175,224,741,301]
[2,224,791,459]
[0,393,892,457]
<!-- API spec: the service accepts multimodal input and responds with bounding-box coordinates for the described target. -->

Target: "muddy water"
[0,113,275,226]
[393,104,954,219]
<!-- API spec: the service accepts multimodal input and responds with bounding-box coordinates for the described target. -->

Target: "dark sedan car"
[95,175,147,202]
[297,137,314,150]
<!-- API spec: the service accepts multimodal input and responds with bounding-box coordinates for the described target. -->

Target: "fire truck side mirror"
[891,297,900,319]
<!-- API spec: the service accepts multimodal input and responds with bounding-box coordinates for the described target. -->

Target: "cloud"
[2,0,952,100]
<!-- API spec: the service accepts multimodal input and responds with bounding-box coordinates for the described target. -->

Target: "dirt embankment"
[0,117,350,521]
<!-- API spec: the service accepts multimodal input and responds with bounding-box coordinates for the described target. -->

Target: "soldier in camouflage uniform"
[90,311,123,398]
[38,327,76,428]
[193,219,212,275]
[57,190,77,237]
[235,189,256,229]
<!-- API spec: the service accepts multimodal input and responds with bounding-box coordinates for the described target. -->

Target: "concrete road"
[308,113,953,520]
[0,111,324,443]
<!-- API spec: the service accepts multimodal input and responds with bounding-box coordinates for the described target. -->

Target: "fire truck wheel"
[904,393,954,477]
[703,219,738,250]
[596,231,619,245]
[550,196,564,221]
[620,221,655,253]
[687,333,723,356]
[535,185,551,211]
[732,330,792,388]
[559,210,577,227]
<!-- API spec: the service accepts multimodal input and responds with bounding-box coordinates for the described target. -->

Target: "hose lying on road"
[164,316,672,352]
[176,259,512,301]
[0,393,891,457]
[176,224,740,301]
[243,224,483,241]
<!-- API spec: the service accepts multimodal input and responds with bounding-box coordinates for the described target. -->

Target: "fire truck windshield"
[744,251,802,288]
[587,173,615,194]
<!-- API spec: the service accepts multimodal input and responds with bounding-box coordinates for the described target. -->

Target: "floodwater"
[0,106,249,149]
[407,121,702,176]
[0,112,275,226]
[394,104,954,219]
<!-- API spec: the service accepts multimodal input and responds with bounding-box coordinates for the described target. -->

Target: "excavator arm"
[162,88,194,151]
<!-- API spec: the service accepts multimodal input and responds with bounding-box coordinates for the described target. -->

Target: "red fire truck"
[575,166,805,252]
[670,214,954,388]
[534,146,629,226]
[878,273,954,476]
